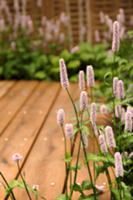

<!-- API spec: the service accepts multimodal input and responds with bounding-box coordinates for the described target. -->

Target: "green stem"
[70,112,84,199]
[34,191,38,200]
[117,178,123,200]
[69,139,81,199]
[81,136,97,199]
[62,88,80,193]
[0,172,16,200]
[105,168,114,200]
[70,139,73,190]
[66,89,97,199]
[61,126,68,196]
[17,162,32,200]
[112,54,117,134]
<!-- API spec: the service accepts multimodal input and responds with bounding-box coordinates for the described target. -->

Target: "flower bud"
[99,11,105,24]
[57,109,65,126]
[79,70,85,91]
[114,152,124,177]
[125,111,132,132]
[121,107,125,124]
[112,21,120,52]
[80,91,88,111]
[94,30,100,43]
[115,105,122,118]
[12,153,23,162]
[86,65,95,87]
[100,104,109,114]
[105,126,116,148]
[65,123,73,138]
[32,184,39,190]
[113,77,118,97]
[90,103,97,124]
[99,134,108,154]
[127,106,133,118]
[59,58,69,89]
[117,80,125,99]
[92,123,99,137]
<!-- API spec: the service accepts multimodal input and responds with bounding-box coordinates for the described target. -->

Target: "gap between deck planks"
[0,81,15,99]
[12,84,111,200]
[0,82,112,200]
[0,81,60,199]
[14,84,80,200]
[0,81,39,137]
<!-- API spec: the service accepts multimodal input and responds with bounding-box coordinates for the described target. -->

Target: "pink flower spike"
[105,126,116,148]
[115,152,124,177]
[100,104,109,114]
[113,77,119,97]
[125,111,133,132]
[80,91,88,112]
[92,123,99,137]
[121,107,125,124]
[79,70,85,91]
[59,58,69,89]
[117,80,125,99]
[112,21,120,53]
[86,65,95,88]
[115,105,122,118]
[99,134,108,154]
[57,109,65,126]
[95,185,104,193]
[12,153,23,162]
[90,103,97,124]
[127,106,133,118]
[65,123,73,139]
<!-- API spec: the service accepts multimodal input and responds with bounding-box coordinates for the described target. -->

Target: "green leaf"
[86,153,114,165]
[81,180,92,190]
[67,60,80,69]
[65,152,72,163]
[104,72,112,86]
[69,163,81,171]
[5,180,25,194]
[111,188,120,200]
[55,194,69,200]
[79,195,96,200]
[34,71,46,80]
[60,50,72,61]
[81,125,89,135]
[72,183,82,193]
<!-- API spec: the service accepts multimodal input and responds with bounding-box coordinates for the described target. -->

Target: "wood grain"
[0,82,115,200]
[14,85,79,200]
[0,81,38,137]
[15,85,113,200]
[0,82,60,199]
[0,81,15,99]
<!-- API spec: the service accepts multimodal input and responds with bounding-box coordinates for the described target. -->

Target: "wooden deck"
[0,81,112,200]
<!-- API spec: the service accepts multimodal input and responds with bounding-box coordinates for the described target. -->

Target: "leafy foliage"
[0,37,132,84]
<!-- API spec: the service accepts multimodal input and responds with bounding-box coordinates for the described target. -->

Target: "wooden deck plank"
[16,85,112,200]
[0,82,114,200]
[0,82,60,199]
[0,81,15,99]
[0,81,38,137]
[14,85,81,200]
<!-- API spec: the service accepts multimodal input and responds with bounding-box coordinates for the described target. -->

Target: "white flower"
[12,153,23,162]
[32,184,39,190]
